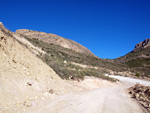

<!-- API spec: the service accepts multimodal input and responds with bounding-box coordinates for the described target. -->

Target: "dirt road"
[33,76,149,113]
[109,75,150,86]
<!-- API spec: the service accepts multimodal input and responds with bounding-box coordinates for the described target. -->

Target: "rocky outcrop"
[16,29,95,56]
[0,22,13,37]
[134,39,150,52]
[129,84,150,112]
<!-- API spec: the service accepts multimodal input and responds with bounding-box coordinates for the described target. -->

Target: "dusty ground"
[30,76,149,113]
[33,86,143,113]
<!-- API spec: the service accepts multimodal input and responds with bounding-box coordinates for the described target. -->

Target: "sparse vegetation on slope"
[16,29,95,56]
[20,32,150,79]
[24,37,119,82]
[115,46,150,77]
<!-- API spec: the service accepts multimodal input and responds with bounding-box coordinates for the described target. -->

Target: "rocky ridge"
[134,39,150,52]
[16,29,95,57]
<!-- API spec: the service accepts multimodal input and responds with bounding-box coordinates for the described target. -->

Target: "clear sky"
[1,0,150,59]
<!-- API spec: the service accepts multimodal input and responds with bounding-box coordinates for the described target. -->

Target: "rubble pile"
[129,84,150,112]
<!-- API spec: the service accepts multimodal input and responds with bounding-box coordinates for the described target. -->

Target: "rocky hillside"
[19,32,127,81]
[16,29,95,57]
[115,39,150,77]
[0,22,78,113]
[14,27,128,80]
[116,39,150,63]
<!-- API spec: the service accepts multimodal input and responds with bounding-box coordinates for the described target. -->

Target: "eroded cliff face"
[16,29,95,56]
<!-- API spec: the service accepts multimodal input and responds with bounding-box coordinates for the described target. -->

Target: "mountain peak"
[133,38,150,52]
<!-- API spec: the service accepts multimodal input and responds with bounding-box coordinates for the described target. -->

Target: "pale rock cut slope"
[0,22,75,112]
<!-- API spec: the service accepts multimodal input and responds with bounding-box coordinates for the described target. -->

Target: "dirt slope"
[0,22,78,113]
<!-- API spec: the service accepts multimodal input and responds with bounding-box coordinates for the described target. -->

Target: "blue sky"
[1,0,150,59]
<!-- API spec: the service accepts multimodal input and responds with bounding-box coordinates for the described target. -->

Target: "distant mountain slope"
[115,39,150,77]
[16,29,95,57]
[116,39,150,63]
[21,34,126,81]
[15,28,126,80]
[16,28,150,78]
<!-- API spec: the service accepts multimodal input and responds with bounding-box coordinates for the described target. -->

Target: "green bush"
[135,73,140,77]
